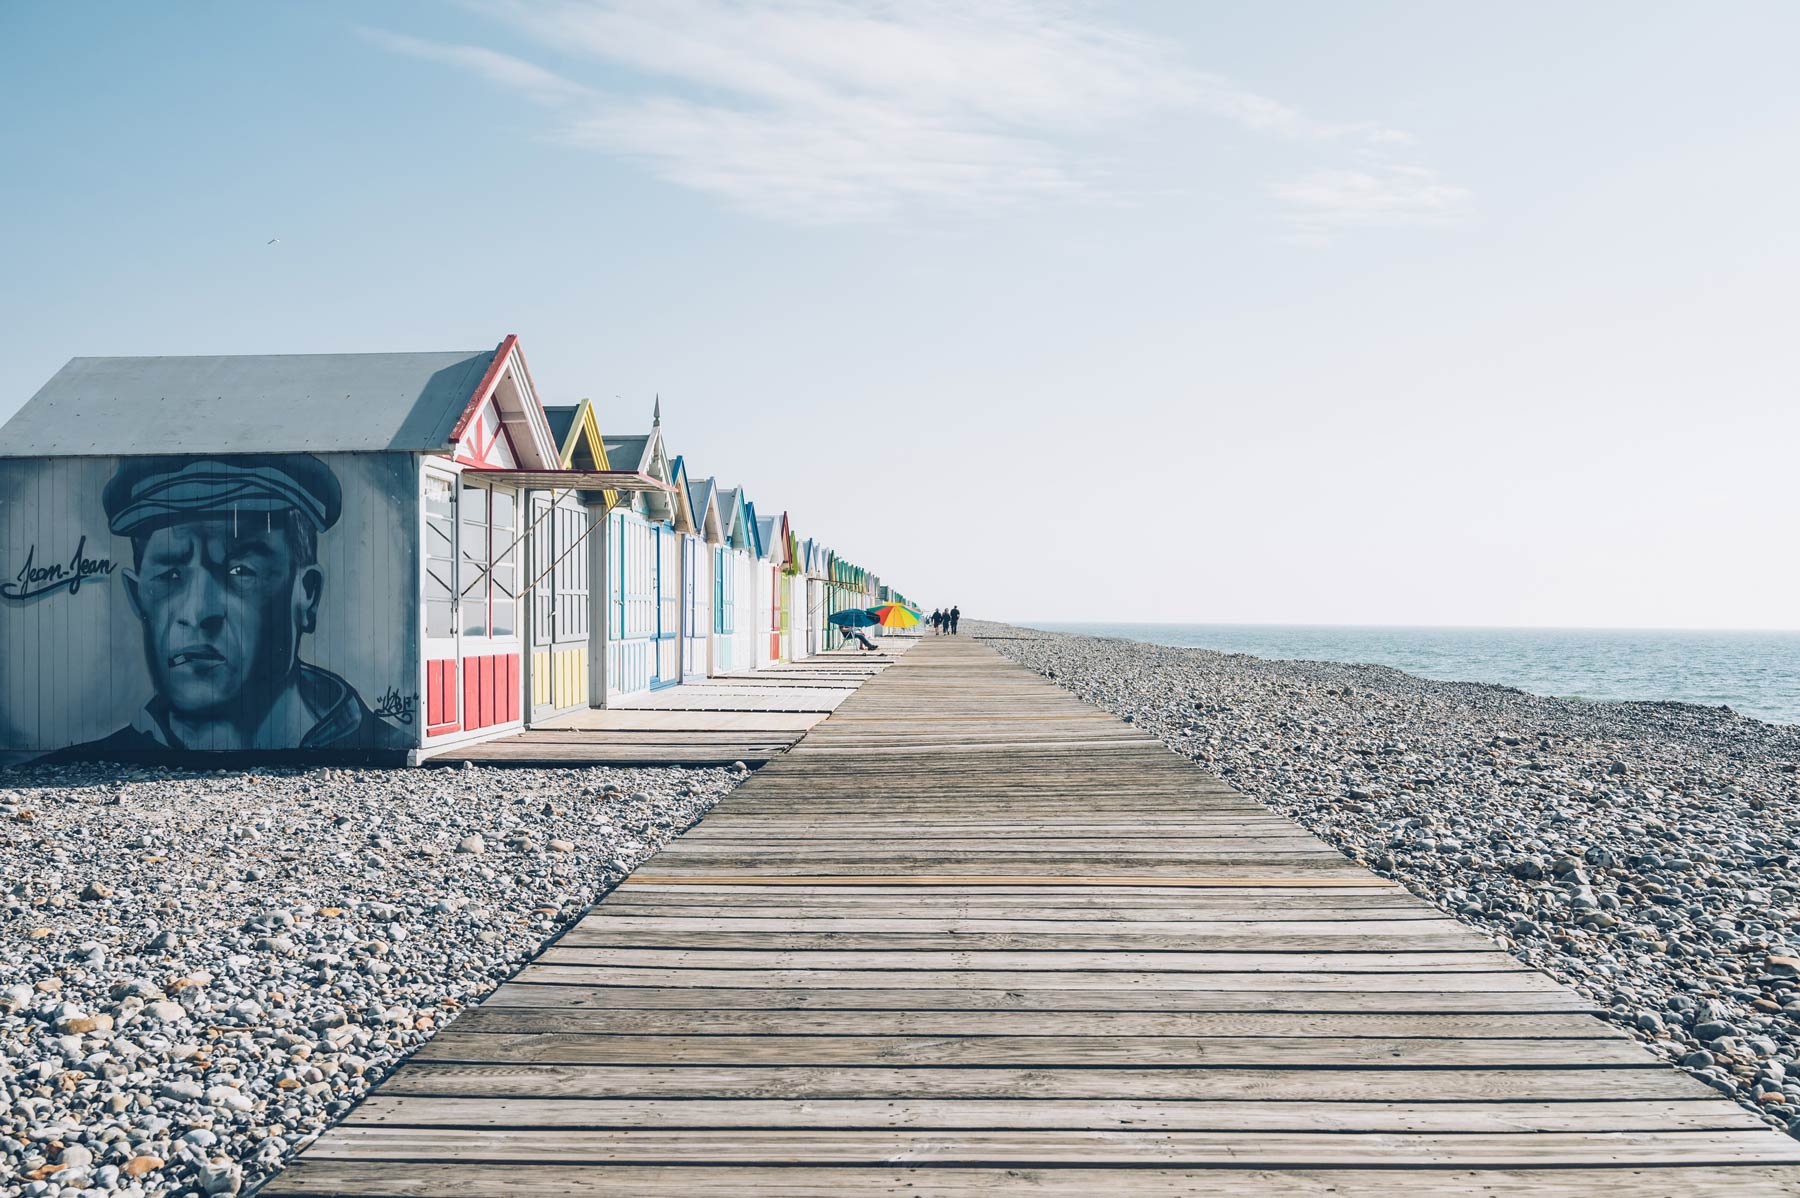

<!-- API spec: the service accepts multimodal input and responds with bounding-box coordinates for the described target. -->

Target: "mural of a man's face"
[121,517,323,716]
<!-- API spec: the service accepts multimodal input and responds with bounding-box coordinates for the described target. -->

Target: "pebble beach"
[0,761,741,1198]
[975,620,1800,1139]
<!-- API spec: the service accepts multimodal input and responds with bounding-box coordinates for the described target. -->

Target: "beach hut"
[751,504,781,669]
[529,398,611,723]
[711,486,756,673]
[801,538,828,656]
[780,516,801,662]
[674,460,721,681]
[0,337,666,763]
[601,402,688,699]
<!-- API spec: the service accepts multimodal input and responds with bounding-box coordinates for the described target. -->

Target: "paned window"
[461,483,489,638]
[425,475,456,639]
[490,488,517,637]
[458,481,520,639]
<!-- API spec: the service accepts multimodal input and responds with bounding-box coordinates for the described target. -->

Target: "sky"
[3,1,1797,629]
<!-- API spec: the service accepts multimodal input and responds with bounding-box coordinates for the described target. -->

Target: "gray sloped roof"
[603,434,648,473]
[687,474,716,521]
[542,404,579,449]
[716,487,743,539]
[0,350,497,457]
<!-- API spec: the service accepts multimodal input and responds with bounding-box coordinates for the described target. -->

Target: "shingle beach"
[0,763,740,1197]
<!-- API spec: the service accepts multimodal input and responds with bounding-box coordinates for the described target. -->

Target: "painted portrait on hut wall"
[0,453,418,759]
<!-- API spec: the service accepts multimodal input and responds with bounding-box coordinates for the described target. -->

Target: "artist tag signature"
[374,687,418,725]
[1,536,117,602]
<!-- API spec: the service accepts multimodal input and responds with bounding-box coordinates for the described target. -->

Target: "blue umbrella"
[828,609,878,628]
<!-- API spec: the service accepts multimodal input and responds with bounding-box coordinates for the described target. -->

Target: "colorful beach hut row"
[0,336,901,763]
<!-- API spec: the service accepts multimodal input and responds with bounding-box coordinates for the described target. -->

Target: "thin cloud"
[1270,166,1474,239]
[358,27,594,108]
[364,1,1465,229]
[566,95,1085,221]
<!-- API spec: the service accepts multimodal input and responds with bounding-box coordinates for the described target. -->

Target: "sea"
[1037,623,1800,728]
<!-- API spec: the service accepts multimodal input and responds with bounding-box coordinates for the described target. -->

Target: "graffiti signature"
[1,536,117,602]
[373,687,417,726]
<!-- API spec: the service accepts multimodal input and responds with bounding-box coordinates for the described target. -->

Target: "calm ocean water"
[1038,623,1800,727]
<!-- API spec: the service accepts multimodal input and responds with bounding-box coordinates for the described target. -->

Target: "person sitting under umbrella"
[829,608,881,651]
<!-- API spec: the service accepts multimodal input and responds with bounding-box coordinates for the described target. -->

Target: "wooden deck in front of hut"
[268,635,1800,1197]
[425,643,911,767]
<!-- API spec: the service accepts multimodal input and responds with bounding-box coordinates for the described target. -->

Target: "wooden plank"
[445,1008,1624,1039]
[406,1032,1657,1068]
[509,965,1563,991]
[480,983,1597,1014]
[303,1126,1800,1166]
[624,875,1399,887]
[346,1096,1760,1132]
[553,932,1499,953]
[264,1163,1800,1197]
[566,915,1475,933]
[372,1063,1715,1103]
[535,946,1518,969]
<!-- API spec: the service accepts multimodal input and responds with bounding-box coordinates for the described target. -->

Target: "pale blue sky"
[4,2,1797,627]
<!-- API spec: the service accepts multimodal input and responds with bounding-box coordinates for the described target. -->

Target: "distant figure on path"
[950,605,960,635]
[931,608,944,634]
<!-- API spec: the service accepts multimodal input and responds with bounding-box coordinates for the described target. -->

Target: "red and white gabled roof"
[450,334,560,471]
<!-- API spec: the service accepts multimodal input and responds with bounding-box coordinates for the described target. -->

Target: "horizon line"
[1010,618,1800,635]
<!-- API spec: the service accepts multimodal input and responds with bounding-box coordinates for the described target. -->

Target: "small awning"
[474,469,672,492]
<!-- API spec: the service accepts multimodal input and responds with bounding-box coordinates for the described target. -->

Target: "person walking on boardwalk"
[949,605,960,635]
[931,608,944,634]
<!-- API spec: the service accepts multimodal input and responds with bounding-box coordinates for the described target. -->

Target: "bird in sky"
[266,237,279,245]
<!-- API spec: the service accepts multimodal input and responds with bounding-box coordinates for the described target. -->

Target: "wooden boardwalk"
[430,647,908,767]
[269,636,1800,1196]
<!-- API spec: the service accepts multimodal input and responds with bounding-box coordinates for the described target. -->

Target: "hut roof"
[543,404,580,447]
[0,349,502,457]
[602,434,650,473]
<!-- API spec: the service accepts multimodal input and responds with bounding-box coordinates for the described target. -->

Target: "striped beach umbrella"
[866,602,923,628]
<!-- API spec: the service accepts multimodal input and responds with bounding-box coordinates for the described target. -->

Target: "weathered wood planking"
[262,1163,1800,1197]
[267,636,1800,1196]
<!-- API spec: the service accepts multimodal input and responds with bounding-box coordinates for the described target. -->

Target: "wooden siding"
[607,509,657,698]
[459,652,519,732]
[425,658,458,735]
[681,534,710,679]
[710,546,755,675]
[530,645,589,713]
[526,493,592,721]
[0,452,419,758]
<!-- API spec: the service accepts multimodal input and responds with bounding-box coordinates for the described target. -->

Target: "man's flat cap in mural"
[102,455,343,538]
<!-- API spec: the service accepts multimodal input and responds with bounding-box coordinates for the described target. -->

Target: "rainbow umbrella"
[865,602,923,628]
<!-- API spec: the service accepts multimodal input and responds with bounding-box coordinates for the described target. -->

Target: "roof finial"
[653,394,661,427]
